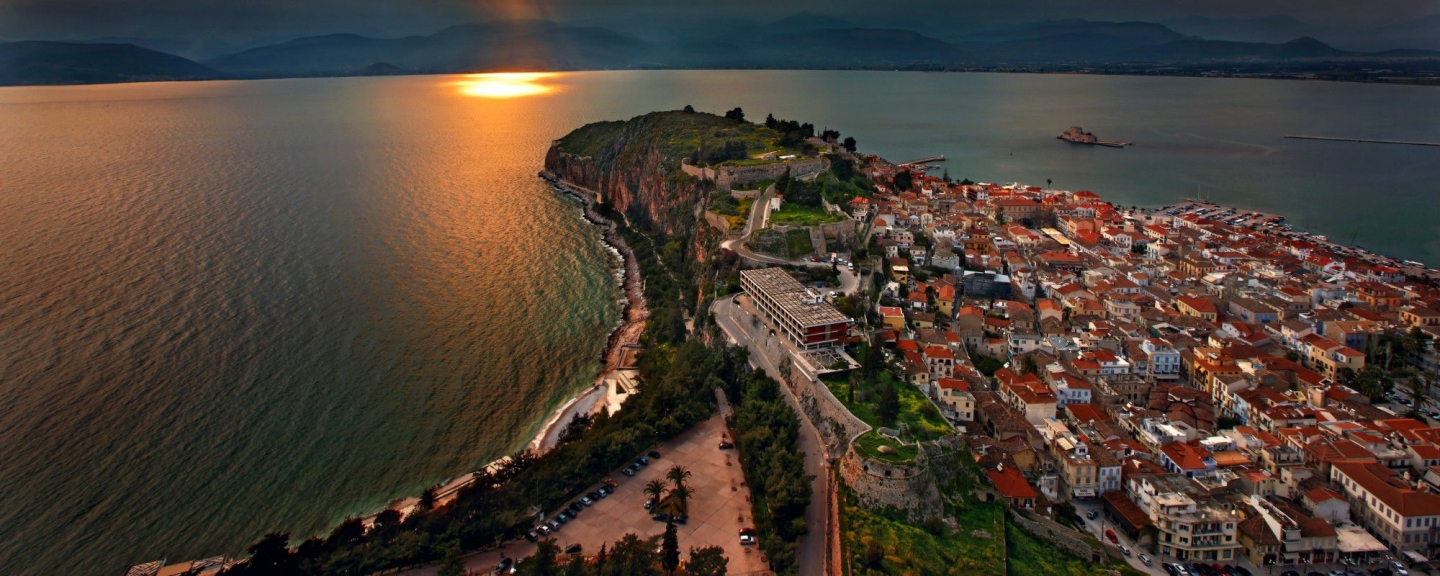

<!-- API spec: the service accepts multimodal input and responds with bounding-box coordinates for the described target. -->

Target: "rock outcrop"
[544,112,717,238]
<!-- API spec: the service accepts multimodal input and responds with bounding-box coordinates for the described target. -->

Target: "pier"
[898,155,946,166]
[1285,135,1440,147]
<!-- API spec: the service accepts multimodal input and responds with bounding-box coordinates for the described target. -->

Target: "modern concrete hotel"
[740,267,852,351]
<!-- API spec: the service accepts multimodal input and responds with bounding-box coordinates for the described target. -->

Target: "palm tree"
[644,479,668,508]
[1403,367,1431,417]
[665,465,692,492]
[667,484,693,517]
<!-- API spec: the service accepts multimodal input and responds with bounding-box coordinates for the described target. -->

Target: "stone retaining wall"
[1010,512,1122,563]
[682,158,828,191]
[786,370,869,458]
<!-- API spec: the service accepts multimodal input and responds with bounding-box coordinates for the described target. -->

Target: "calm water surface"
[0,70,1437,575]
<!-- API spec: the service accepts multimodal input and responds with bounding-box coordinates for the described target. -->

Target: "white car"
[739,528,757,546]
[1120,545,1131,557]
[1392,560,1409,575]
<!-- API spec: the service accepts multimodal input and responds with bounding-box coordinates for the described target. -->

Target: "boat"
[1058,126,1132,148]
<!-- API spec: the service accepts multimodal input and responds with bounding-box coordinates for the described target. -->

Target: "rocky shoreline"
[526,169,650,453]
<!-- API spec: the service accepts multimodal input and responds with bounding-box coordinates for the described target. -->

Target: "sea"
[0,70,1437,575]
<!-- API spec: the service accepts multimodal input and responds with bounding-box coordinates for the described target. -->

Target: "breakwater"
[1284,135,1440,147]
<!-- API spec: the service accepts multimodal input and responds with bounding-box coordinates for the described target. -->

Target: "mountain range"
[4,16,1438,86]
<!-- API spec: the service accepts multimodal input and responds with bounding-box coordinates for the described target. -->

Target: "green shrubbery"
[718,347,813,575]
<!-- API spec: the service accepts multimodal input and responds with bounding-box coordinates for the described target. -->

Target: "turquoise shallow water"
[0,70,1436,575]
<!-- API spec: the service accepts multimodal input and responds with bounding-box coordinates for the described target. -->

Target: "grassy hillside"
[555,110,798,172]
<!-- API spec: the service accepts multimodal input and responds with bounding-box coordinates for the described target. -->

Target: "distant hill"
[753,28,966,68]
[11,14,1440,87]
[1130,36,1350,62]
[962,19,1190,45]
[207,21,651,76]
[1161,15,1318,44]
[0,41,216,85]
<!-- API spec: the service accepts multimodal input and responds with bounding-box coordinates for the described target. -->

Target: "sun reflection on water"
[454,72,560,98]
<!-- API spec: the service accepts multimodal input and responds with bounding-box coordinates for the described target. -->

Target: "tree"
[765,113,777,129]
[237,532,296,576]
[1021,355,1039,375]
[662,521,681,575]
[1053,502,1083,529]
[1046,178,1052,188]
[892,170,912,192]
[668,483,693,516]
[724,107,745,122]
[437,546,466,576]
[644,479,668,508]
[1354,365,1389,401]
[876,383,900,425]
[416,486,437,511]
[520,539,561,576]
[609,534,662,575]
[842,136,857,153]
[666,465,692,491]
[775,168,792,196]
[683,105,695,113]
[684,546,729,576]
[326,516,365,549]
[1403,367,1432,416]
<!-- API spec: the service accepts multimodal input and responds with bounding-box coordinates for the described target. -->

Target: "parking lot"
[407,409,768,575]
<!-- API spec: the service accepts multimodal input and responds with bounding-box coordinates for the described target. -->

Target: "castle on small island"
[1059,126,1132,148]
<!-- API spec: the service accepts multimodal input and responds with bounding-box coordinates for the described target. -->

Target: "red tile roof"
[986,466,1038,500]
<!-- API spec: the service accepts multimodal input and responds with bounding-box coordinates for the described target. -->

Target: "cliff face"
[544,110,790,239]
[545,143,704,239]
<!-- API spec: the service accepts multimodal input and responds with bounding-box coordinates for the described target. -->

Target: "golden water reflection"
[454,72,560,98]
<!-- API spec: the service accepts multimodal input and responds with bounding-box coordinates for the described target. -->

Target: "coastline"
[527,170,650,453]
[366,170,648,526]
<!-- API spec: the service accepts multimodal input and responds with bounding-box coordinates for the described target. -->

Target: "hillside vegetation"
[555,109,798,173]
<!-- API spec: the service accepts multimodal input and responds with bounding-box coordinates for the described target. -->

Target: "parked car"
[719,441,734,449]
[568,502,584,513]
[525,530,539,542]
[652,513,669,522]
[494,558,513,574]
[637,457,650,467]
[621,467,636,477]
[1390,561,1408,576]
[739,528,757,546]
[1139,554,1152,566]
[537,524,552,535]
[1120,545,1131,557]
[673,515,688,525]
[565,544,582,555]
[1085,510,1098,520]
[648,450,661,459]
[597,485,613,496]
[1104,529,1118,543]
[644,497,656,510]
[546,520,561,531]
[580,495,595,506]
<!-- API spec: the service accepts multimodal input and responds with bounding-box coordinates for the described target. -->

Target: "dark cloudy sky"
[3,0,1437,49]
